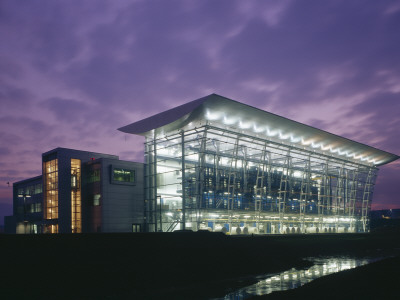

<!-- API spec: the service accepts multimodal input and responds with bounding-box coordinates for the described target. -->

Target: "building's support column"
[145,137,157,232]
[335,166,344,231]
[278,150,291,234]
[227,137,239,232]
[153,136,159,232]
[144,141,150,232]
[348,168,359,232]
[306,157,312,233]
[196,129,207,229]
[181,131,186,231]
[242,145,248,209]
[241,144,250,226]
[362,168,374,232]
[319,162,329,232]
[299,155,311,233]
[316,175,321,232]
[344,169,349,215]
[266,152,272,213]
[255,144,267,232]
[299,168,306,233]
[326,167,331,217]
[212,139,220,208]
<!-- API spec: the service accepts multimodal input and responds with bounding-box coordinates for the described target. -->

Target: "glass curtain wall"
[145,124,377,234]
[71,159,82,233]
[43,159,59,233]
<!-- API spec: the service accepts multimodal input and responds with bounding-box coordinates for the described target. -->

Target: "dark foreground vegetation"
[1,231,400,299]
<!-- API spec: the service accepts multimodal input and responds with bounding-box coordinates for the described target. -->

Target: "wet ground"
[254,255,400,299]
[1,232,400,299]
[220,256,386,299]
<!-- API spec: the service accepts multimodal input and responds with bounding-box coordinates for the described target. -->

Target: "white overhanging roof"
[119,94,399,167]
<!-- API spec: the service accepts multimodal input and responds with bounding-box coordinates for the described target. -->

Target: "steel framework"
[144,123,378,234]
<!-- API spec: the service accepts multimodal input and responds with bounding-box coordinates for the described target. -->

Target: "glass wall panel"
[71,159,82,233]
[145,124,378,234]
[43,159,58,220]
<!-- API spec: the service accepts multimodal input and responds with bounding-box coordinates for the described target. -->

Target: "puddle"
[214,256,381,299]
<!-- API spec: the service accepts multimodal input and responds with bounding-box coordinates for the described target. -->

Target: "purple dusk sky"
[1,0,400,224]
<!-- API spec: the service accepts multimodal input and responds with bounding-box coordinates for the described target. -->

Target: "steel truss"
[144,124,378,234]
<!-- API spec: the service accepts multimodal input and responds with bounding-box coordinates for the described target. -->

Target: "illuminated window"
[132,224,141,232]
[44,224,58,233]
[34,184,42,194]
[25,186,33,195]
[43,159,58,220]
[27,203,42,213]
[71,159,82,233]
[71,175,77,188]
[90,167,101,183]
[112,168,135,183]
[93,194,101,206]
[35,203,42,212]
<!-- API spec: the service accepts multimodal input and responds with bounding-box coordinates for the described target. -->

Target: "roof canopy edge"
[118,94,399,167]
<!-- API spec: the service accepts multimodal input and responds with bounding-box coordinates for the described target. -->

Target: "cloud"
[236,0,292,27]
[42,97,90,122]
[0,57,24,80]
[0,0,399,213]
[0,147,11,156]
[0,81,33,112]
[0,116,53,148]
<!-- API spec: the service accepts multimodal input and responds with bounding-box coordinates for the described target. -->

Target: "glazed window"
[43,159,58,220]
[71,159,82,233]
[113,168,135,183]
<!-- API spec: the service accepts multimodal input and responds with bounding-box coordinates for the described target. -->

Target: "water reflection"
[219,257,374,299]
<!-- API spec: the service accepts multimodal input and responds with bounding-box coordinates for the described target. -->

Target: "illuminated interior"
[71,159,82,233]
[113,168,135,183]
[146,124,377,234]
[43,159,59,233]
[119,94,398,234]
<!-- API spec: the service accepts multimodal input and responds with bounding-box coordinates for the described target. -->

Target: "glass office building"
[120,94,399,234]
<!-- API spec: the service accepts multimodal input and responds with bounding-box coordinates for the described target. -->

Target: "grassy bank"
[1,232,400,299]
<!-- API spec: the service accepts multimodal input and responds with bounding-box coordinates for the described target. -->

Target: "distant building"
[370,209,400,220]
[5,148,144,234]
